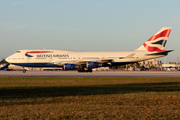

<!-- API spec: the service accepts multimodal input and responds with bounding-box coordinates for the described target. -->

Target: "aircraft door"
[101,55,105,59]
[136,55,139,61]
[77,55,81,60]
[49,56,53,62]
[26,57,31,63]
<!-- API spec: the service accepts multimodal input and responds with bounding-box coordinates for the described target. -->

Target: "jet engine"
[63,64,76,70]
[86,62,99,69]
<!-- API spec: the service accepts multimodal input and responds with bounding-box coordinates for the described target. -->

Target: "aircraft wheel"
[78,69,85,72]
[84,69,92,72]
[22,70,27,73]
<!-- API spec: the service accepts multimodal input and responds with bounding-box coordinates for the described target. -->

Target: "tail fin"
[136,27,172,52]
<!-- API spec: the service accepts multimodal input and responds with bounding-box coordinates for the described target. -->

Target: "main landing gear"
[22,67,27,73]
[78,69,92,73]
[78,65,92,73]
[22,69,27,73]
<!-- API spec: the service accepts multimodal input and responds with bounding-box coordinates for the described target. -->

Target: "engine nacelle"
[63,64,76,70]
[86,62,99,69]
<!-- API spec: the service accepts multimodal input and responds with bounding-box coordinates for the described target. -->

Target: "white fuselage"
[6,49,165,68]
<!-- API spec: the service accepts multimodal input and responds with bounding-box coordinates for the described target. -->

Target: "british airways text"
[37,54,69,58]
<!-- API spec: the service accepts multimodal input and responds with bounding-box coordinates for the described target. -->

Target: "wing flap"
[53,61,76,65]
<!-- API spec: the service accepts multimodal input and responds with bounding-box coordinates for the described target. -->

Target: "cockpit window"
[16,51,21,53]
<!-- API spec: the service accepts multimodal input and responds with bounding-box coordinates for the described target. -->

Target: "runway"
[0,70,180,77]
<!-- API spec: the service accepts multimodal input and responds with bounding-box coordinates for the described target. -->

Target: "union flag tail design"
[136,27,172,52]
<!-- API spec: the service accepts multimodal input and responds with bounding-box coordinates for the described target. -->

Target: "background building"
[162,62,180,71]
[139,59,162,69]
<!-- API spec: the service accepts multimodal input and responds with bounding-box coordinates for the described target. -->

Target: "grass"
[0,77,180,119]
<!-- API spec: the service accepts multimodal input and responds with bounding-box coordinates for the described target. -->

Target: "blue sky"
[0,0,180,63]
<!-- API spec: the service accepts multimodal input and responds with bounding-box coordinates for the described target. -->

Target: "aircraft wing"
[53,53,137,65]
[97,53,136,62]
[53,59,112,66]
[53,61,76,65]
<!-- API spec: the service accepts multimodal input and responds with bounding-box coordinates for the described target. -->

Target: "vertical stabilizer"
[136,27,172,52]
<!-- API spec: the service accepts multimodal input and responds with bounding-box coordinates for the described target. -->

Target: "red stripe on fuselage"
[25,51,50,54]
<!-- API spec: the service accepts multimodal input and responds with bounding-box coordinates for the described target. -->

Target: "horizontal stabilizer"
[146,50,173,56]
[119,53,136,59]
[125,53,135,58]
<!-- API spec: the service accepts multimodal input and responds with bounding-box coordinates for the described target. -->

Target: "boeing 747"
[6,27,173,73]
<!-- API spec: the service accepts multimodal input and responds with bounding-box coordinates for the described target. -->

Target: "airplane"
[0,63,10,70]
[5,27,173,73]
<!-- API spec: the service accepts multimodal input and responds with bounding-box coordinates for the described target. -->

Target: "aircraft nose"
[5,57,10,63]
